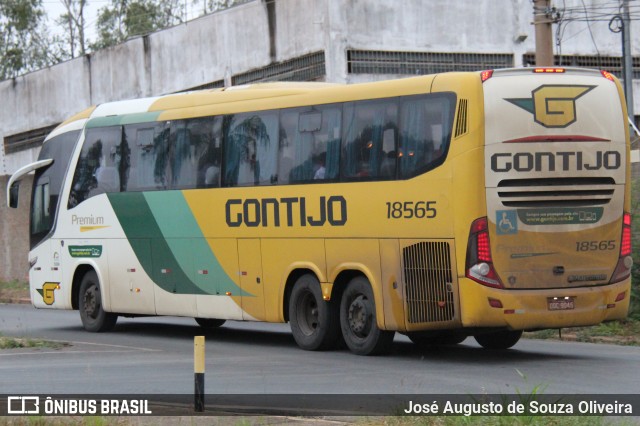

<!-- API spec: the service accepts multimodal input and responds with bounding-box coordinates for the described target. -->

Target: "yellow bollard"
[194,336,205,412]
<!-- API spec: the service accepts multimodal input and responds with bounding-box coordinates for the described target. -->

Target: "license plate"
[548,297,575,311]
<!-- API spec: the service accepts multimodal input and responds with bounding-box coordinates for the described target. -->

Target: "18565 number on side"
[386,201,437,219]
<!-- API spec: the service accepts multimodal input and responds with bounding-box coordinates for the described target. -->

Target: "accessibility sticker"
[496,210,518,235]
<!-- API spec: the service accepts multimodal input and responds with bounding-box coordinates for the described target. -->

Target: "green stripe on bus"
[86,112,162,128]
[108,192,207,295]
[143,191,249,296]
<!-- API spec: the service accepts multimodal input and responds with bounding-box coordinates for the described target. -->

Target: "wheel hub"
[348,295,369,334]
[82,286,98,319]
[298,291,319,335]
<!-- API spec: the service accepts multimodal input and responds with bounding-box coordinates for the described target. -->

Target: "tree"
[56,0,88,58]
[0,0,61,79]
[208,0,241,13]
[91,0,184,50]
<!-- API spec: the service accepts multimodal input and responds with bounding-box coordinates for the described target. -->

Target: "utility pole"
[533,0,554,66]
[622,0,634,118]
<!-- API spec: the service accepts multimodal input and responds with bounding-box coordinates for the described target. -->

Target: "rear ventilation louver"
[455,99,468,138]
[403,242,454,324]
[497,177,615,208]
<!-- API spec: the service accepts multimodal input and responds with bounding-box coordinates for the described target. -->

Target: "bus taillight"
[466,217,503,288]
[601,70,615,81]
[480,70,493,82]
[533,68,565,74]
[610,212,633,284]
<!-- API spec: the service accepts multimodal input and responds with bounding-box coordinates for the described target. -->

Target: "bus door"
[30,171,64,308]
[237,238,266,321]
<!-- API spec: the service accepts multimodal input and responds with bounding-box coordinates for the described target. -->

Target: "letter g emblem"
[506,85,596,128]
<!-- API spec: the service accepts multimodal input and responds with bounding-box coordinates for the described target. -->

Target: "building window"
[347,50,514,75]
[232,51,326,85]
[4,124,60,154]
[522,54,640,79]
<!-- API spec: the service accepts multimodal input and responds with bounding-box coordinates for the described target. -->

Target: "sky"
[42,0,101,42]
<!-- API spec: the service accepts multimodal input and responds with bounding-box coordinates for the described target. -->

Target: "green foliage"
[0,0,62,79]
[55,0,88,58]
[208,0,243,12]
[91,0,184,50]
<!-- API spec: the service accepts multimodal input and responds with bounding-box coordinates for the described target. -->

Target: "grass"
[524,319,640,346]
[369,416,610,426]
[0,415,625,426]
[0,332,68,350]
[0,280,30,303]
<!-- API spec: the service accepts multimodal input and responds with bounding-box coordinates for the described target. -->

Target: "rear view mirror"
[8,181,19,208]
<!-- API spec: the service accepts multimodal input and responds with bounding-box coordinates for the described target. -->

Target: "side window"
[398,93,456,179]
[224,111,279,186]
[342,99,398,180]
[195,117,222,188]
[124,122,169,191]
[171,117,220,189]
[279,104,342,184]
[68,126,124,208]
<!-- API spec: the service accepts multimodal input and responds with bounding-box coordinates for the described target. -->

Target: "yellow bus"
[7,67,632,355]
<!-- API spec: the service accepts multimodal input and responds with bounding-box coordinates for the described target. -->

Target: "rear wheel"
[340,276,394,355]
[474,330,522,350]
[78,271,117,332]
[195,318,226,329]
[289,274,340,351]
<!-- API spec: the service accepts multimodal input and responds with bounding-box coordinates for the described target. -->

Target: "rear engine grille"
[403,241,454,323]
[497,177,615,208]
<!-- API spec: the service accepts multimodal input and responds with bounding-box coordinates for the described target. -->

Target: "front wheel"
[340,276,394,355]
[78,271,117,332]
[289,274,340,351]
[474,330,522,350]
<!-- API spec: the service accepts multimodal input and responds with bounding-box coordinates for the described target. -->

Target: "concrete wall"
[0,175,32,282]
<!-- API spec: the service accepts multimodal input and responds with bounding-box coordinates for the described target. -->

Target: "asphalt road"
[1,303,639,398]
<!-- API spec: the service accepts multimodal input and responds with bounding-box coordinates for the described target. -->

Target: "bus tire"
[340,276,394,355]
[78,271,117,332]
[195,318,226,328]
[408,332,467,347]
[289,274,340,351]
[474,330,522,350]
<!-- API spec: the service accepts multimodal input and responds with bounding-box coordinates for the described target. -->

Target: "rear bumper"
[458,277,630,330]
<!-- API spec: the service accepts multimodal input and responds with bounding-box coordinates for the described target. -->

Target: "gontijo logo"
[506,85,596,128]
[36,282,59,305]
